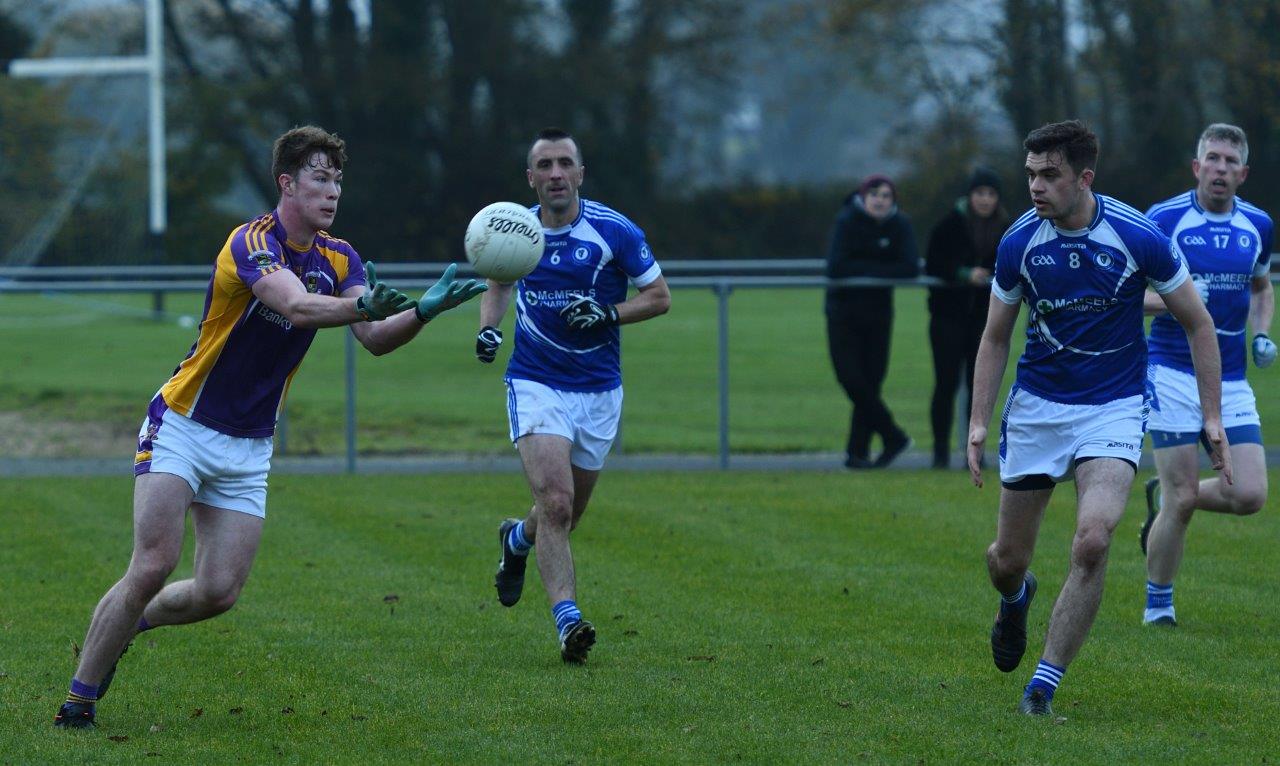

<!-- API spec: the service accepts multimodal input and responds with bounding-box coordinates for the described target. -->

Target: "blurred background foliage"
[1,0,1278,265]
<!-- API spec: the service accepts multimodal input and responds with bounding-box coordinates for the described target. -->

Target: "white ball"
[177,315,196,329]
[464,202,545,282]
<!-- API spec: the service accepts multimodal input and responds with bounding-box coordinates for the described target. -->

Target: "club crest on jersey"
[1093,250,1113,269]
[1239,234,1252,250]
[573,246,591,263]
[303,269,335,295]
[640,243,653,263]
[251,251,276,269]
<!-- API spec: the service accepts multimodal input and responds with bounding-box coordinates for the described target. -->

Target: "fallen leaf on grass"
[836,701,851,708]
[280,707,294,715]
[685,655,715,662]
[811,658,825,666]
[383,594,400,603]
[228,708,243,715]
[351,715,367,721]
[189,708,203,719]
[108,735,129,743]
[149,724,162,733]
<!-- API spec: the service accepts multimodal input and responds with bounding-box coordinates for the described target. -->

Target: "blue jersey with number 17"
[506,199,663,392]
[1145,191,1273,381]
[993,194,1189,405]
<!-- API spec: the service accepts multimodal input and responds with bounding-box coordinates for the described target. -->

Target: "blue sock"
[66,678,98,706]
[1146,581,1173,610]
[507,521,532,556]
[1000,580,1027,612]
[1025,659,1065,700]
[552,600,581,636]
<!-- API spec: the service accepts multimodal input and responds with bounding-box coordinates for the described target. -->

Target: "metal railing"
[3,260,1276,470]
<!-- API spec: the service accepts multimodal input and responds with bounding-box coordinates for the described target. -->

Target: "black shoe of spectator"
[874,435,913,468]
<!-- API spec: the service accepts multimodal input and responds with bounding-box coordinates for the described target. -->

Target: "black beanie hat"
[967,166,1001,196]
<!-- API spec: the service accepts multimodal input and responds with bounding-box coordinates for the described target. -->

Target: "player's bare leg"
[1146,442,1265,622]
[56,473,191,727]
[515,433,599,661]
[1145,445,1203,587]
[1042,457,1134,667]
[987,485,1051,673]
[140,502,263,627]
[75,474,192,685]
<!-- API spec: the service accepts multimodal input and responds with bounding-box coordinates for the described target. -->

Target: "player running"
[1139,123,1274,626]
[54,126,485,729]
[967,120,1229,718]
[475,127,670,663]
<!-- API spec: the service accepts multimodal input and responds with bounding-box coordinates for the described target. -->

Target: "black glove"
[560,294,619,331]
[476,326,503,363]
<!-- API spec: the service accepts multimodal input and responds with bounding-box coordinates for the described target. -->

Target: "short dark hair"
[272,125,346,192]
[1197,123,1248,164]
[527,126,582,167]
[1023,120,1098,175]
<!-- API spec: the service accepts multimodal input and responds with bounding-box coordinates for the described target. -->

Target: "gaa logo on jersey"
[573,246,591,264]
[1093,250,1113,269]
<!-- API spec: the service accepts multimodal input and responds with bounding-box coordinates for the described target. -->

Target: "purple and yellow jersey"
[158,210,366,438]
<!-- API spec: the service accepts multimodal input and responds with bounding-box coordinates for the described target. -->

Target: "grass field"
[8,286,1274,460]
[3,470,1278,763]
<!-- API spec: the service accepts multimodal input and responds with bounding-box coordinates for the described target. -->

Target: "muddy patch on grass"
[0,411,136,458]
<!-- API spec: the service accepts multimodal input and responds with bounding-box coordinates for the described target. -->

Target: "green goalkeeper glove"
[415,263,488,323]
[355,262,415,321]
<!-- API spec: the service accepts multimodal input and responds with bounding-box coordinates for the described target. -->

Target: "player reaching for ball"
[476,126,670,664]
[53,125,485,730]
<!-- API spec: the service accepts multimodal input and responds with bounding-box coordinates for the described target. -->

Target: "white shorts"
[1147,363,1260,434]
[135,396,272,518]
[999,386,1145,486]
[506,378,622,471]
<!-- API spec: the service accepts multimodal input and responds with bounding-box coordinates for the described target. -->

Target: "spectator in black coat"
[924,166,1010,468]
[825,174,918,468]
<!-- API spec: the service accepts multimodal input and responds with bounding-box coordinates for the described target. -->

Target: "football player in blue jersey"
[966,120,1230,717]
[1139,124,1274,627]
[477,127,671,663]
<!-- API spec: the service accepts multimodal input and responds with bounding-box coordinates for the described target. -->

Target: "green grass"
[3,288,1278,458]
[0,288,996,458]
[2,471,1277,762]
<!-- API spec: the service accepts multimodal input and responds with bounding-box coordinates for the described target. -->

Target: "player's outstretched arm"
[1249,275,1276,368]
[349,263,486,356]
[1164,279,1233,482]
[252,265,413,329]
[967,296,1020,488]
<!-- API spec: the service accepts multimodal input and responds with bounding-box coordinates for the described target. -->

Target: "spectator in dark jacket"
[924,166,1010,468]
[825,174,918,468]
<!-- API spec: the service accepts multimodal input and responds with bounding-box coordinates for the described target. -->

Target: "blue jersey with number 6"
[993,194,1189,405]
[506,199,663,392]
[1145,191,1273,381]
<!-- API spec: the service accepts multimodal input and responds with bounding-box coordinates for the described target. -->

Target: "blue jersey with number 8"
[993,194,1188,405]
